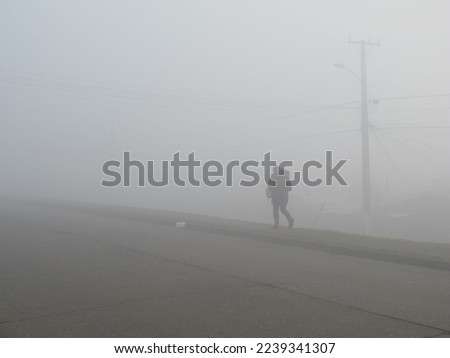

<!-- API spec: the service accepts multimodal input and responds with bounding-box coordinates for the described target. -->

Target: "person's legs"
[280,198,294,228]
[272,199,280,228]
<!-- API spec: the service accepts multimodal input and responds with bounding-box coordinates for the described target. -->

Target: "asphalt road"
[1,200,450,337]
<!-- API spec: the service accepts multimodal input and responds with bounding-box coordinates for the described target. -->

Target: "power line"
[388,131,450,160]
[236,100,359,127]
[375,93,450,101]
[186,100,360,137]
[373,107,450,114]
[372,131,417,192]
[376,125,450,130]
[382,131,450,175]
[206,128,359,152]
[385,128,450,140]
[0,69,346,112]
[0,78,319,112]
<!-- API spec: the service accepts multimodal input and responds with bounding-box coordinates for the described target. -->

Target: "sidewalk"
[36,199,450,272]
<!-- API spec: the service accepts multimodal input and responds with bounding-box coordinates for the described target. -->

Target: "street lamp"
[334,60,372,235]
[333,63,360,81]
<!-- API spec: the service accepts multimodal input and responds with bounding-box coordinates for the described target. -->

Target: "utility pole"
[348,39,379,235]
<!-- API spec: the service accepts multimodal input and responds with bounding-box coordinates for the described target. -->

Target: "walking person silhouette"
[266,166,294,229]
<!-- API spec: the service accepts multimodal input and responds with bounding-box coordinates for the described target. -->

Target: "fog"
[1,0,450,242]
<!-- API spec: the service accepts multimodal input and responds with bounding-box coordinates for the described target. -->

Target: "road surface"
[1,199,450,337]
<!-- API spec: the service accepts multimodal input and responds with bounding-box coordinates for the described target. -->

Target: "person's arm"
[286,179,293,191]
